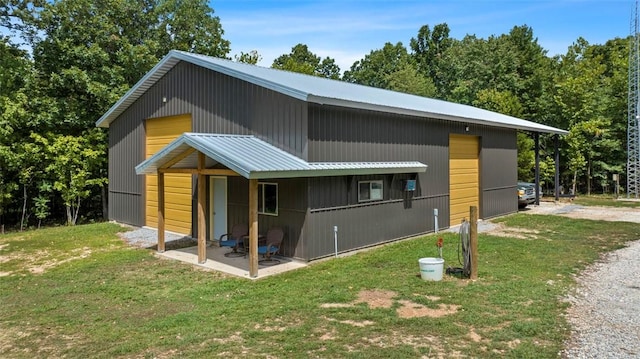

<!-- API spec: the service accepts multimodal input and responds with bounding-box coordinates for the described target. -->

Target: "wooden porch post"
[197,152,206,264]
[249,179,259,277]
[157,172,165,253]
[470,206,478,280]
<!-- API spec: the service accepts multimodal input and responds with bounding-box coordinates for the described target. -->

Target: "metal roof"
[135,133,427,179]
[96,50,567,135]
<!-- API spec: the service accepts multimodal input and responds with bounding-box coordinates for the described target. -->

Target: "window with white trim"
[258,182,278,215]
[358,180,383,202]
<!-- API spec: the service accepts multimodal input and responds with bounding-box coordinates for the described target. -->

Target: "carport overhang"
[136,133,428,277]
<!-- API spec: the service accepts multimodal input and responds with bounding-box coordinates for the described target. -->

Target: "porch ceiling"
[135,133,428,179]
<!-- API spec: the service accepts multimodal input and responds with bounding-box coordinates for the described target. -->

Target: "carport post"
[197,152,206,264]
[157,172,165,253]
[249,179,259,277]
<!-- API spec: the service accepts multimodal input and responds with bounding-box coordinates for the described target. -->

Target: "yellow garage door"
[145,114,192,235]
[449,134,479,227]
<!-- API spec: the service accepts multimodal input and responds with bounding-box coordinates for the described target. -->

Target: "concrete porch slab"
[156,244,307,279]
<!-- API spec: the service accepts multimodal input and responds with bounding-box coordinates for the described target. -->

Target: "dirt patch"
[255,317,302,332]
[319,327,337,341]
[1,247,93,276]
[468,327,483,342]
[396,300,460,319]
[208,332,243,345]
[485,223,544,240]
[353,289,395,309]
[322,316,376,327]
[320,303,352,308]
[0,324,88,357]
[364,332,464,358]
[322,289,460,319]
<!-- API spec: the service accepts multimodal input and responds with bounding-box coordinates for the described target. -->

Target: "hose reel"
[446,219,471,278]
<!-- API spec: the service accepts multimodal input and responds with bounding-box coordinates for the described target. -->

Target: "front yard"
[1,210,639,358]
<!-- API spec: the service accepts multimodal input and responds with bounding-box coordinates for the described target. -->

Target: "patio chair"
[218,223,248,257]
[257,227,284,265]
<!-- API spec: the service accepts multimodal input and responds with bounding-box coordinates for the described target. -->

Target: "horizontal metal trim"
[483,185,518,191]
[309,194,447,213]
[411,194,450,200]
[109,190,142,196]
[310,198,402,212]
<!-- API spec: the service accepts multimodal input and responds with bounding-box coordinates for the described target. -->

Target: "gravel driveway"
[522,202,640,358]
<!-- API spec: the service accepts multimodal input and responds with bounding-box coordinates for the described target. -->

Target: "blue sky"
[213,0,632,71]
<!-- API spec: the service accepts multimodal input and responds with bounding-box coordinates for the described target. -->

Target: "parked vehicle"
[517,182,536,209]
[518,181,543,196]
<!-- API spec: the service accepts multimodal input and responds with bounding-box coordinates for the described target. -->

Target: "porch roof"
[135,133,427,179]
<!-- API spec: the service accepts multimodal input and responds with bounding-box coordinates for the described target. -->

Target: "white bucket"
[418,257,444,281]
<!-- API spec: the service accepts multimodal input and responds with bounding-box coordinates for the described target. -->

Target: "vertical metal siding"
[478,126,518,218]
[306,105,517,249]
[308,104,449,197]
[108,192,143,226]
[108,106,145,226]
[108,61,309,229]
[227,176,308,259]
[183,63,309,159]
[482,187,518,218]
[305,196,448,260]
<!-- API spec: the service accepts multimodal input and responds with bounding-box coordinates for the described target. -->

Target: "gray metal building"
[97,50,566,262]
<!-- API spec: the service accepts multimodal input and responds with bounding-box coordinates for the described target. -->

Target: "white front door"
[209,177,227,240]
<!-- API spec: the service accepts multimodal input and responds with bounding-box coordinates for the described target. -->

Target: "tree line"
[0,1,629,230]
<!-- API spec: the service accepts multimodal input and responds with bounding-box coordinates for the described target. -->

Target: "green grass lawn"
[1,216,639,358]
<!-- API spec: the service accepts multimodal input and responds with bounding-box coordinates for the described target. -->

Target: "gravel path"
[525,202,640,358]
[561,240,640,358]
[118,227,192,248]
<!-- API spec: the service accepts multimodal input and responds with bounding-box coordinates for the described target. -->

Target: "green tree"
[410,23,452,97]
[0,0,44,45]
[33,130,107,225]
[343,42,412,89]
[0,38,32,228]
[439,26,549,114]
[272,43,340,79]
[552,38,623,194]
[155,0,230,58]
[16,0,231,225]
[385,63,436,97]
[473,88,536,181]
[0,37,29,95]
[235,50,261,64]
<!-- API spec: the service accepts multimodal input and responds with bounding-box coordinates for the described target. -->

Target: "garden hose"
[459,219,471,278]
[446,219,471,278]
